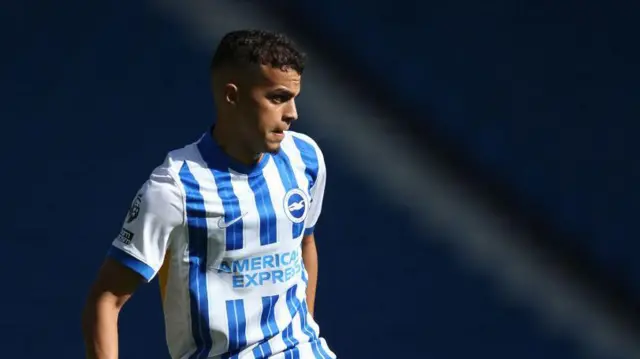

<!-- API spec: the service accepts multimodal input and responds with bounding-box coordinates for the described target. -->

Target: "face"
[233,65,301,154]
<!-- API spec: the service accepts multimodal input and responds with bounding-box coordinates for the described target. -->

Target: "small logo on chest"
[217,211,248,229]
[283,188,309,224]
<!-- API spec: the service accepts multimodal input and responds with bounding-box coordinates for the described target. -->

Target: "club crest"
[283,188,309,224]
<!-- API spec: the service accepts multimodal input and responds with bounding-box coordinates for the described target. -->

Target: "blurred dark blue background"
[2,1,637,358]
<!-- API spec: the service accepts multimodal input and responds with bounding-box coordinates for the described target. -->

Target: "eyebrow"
[269,88,296,97]
[271,87,294,94]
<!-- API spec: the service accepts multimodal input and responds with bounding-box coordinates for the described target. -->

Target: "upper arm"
[87,257,147,309]
[304,143,326,236]
[87,165,183,308]
[302,232,315,246]
[105,165,184,284]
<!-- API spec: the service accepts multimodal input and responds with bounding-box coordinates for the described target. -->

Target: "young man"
[82,29,336,359]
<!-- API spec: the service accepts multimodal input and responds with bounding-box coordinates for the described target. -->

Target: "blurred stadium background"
[2,0,638,358]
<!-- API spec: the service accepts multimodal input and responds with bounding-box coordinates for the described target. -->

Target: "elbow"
[81,289,117,336]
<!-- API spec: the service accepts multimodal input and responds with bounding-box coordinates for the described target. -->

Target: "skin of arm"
[301,233,319,316]
[81,258,144,359]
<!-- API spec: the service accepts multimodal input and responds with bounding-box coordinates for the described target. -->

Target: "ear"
[223,83,239,106]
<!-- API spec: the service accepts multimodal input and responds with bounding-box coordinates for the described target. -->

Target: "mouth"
[272,129,286,138]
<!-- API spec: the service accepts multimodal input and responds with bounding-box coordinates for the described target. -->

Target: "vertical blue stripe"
[235,300,247,348]
[281,285,300,357]
[292,136,319,193]
[300,299,332,359]
[252,345,265,359]
[260,295,280,337]
[225,299,247,353]
[286,285,300,316]
[252,295,279,358]
[282,347,301,359]
[296,298,320,358]
[281,326,300,359]
[284,283,330,359]
[273,152,305,239]
[317,342,333,359]
[222,300,237,359]
[179,162,213,359]
[212,171,244,250]
[251,342,269,359]
[248,172,278,246]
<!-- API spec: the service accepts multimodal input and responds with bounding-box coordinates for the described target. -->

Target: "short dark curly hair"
[210,29,306,74]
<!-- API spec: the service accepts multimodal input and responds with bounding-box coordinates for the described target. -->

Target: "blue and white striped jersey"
[107,130,336,359]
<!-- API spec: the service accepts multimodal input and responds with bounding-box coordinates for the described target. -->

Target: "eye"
[268,92,293,104]
[270,95,287,104]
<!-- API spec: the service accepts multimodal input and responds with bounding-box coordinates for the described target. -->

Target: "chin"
[265,144,281,154]
[263,141,282,154]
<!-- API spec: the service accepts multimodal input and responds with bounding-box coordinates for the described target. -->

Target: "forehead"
[252,65,301,92]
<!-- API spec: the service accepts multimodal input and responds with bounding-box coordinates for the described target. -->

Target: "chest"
[185,166,312,260]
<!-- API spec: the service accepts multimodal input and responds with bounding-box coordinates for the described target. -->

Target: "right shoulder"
[152,138,206,182]
[138,142,203,219]
[161,140,201,174]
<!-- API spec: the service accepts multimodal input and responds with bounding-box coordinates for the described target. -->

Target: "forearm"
[301,236,318,316]
[82,295,120,359]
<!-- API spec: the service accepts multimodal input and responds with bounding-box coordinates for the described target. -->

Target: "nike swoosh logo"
[217,212,248,229]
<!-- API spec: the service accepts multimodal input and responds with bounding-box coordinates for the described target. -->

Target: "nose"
[283,99,298,122]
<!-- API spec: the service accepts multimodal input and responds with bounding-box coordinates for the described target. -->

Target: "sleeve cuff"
[107,246,156,282]
[304,226,315,235]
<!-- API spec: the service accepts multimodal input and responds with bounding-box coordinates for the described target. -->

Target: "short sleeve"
[107,165,184,282]
[304,147,326,235]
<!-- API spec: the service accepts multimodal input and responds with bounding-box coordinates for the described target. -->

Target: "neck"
[212,119,262,166]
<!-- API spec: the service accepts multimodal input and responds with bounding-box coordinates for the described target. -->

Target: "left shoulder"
[285,130,324,159]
